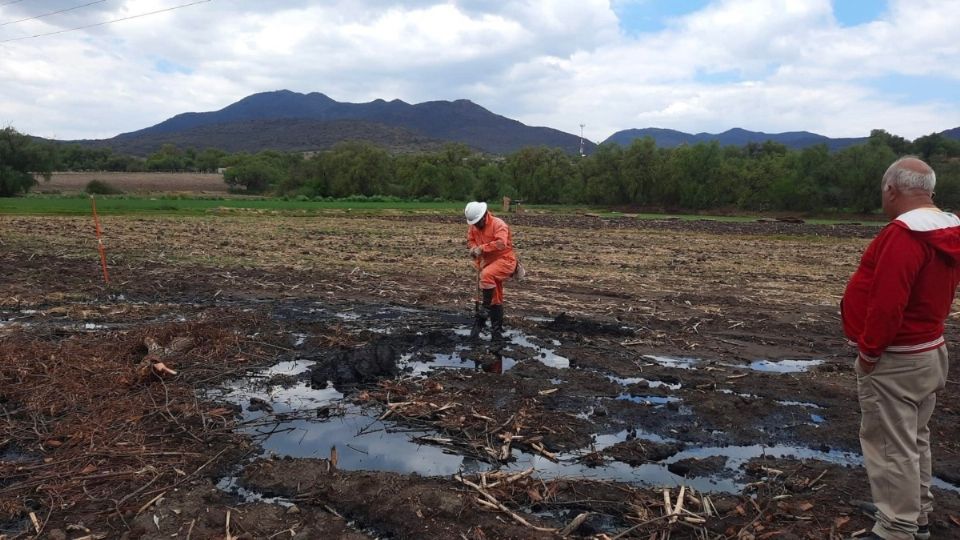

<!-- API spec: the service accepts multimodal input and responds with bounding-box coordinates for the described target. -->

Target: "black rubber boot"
[489,304,504,342]
[470,289,494,340]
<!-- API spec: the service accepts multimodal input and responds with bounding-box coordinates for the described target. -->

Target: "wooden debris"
[559,512,590,537]
[455,474,556,533]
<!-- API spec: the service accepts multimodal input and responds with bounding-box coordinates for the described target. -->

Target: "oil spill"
[216,363,489,477]
[401,350,518,375]
[642,355,699,370]
[777,400,822,409]
[608,375,682,390]
[217,359,960,496]
[745,359,824,373]
[616,394,681,406]
[217,476,294,507]
[453,326,571,369]
[504,439,866,494]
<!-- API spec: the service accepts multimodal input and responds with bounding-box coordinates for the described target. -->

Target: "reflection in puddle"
[504,440,865,494]
[616,394,681,406]
[453,326,571,369]
[777,400,822,409]
[506,330,570,369]
[401,350,518,375]
[717,388,757,398]
[218,371,475,476]
[608,375,682,391]
[746,359,823,373]
[218,360,960,495]
[642,355,699,370]
[263,360,314,377]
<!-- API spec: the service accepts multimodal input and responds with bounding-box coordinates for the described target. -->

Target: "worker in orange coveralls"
[465,201,517,342]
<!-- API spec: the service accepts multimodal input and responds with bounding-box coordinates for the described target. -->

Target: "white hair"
[882,157,936,193]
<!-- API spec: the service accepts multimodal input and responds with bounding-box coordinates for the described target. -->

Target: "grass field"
[0,194,880,224]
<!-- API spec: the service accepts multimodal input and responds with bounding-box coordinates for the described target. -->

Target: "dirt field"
[1,212,959,539]
[37,173,229,194]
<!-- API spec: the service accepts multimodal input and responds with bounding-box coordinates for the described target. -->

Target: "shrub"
[85,179,123,195]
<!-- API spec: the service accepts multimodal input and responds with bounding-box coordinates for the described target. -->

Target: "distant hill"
[605,127,867,151]
[943,127,960,141]
[79,118,448,155]
[73,90,592,156]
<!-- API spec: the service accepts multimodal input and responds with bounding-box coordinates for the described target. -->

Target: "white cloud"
[0,0,957,142]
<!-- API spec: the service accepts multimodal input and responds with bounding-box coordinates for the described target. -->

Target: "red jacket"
[466,212,516,268]
[842,208,960,361]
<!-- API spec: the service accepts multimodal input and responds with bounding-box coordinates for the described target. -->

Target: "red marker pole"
[90,195,110,285]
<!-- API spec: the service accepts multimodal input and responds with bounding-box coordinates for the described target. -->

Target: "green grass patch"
[0,195,882,226]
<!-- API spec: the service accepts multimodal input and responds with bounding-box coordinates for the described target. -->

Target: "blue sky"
[613,0,712,34]
[832,0,888,26]
[614,1,888,33]
[0,0,957,141]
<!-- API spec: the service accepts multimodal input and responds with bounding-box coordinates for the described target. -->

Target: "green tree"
[223,157,283,193]
[832,139,897,213]
[145,144,186,171]
[0,127,55,197]
[619,137,661,205]
[913,133,950,162]
[869,129,911,156]
[325,142,392,197]
[196,148,227,173]
[474,163,504,201]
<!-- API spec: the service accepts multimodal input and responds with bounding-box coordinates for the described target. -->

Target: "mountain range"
[602,127,872,151]
[77,90,590,156]
[63,89,959,156]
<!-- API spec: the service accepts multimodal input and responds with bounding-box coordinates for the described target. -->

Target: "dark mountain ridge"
[604,127,869,151]
[99,90,591,155]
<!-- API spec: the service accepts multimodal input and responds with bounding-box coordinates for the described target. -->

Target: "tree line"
[228,130,960,213]
[3,126,960,213]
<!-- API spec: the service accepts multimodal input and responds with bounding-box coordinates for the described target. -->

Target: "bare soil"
[37,173,228,194]
[1,213,958,539]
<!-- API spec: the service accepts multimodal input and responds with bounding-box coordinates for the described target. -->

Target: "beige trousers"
[857,346,949,540]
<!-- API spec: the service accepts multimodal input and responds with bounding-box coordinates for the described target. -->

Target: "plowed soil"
[1,212,958,539]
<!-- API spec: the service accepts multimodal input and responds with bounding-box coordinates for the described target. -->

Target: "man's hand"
[857,354,877,374]
[470,246,482,258]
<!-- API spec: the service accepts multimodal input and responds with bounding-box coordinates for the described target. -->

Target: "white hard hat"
[464,201,487,225]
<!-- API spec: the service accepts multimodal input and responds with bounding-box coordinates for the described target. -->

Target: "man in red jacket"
[465,201,517,342]
[842,157,959,540]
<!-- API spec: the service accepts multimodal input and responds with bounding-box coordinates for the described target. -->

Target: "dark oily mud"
[668,456,729,477]
[241,457,556,539]
[221,302,960,499]
[310,342,401,386]
[4,217,960,539]
[545,312,636,337]
[114,480,371,540]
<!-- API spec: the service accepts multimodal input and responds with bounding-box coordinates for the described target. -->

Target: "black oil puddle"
[210,305,960,497]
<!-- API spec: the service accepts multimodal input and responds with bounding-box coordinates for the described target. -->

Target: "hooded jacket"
[842,208,960,361]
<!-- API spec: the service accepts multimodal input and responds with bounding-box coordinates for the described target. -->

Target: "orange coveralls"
[467,212,517,306]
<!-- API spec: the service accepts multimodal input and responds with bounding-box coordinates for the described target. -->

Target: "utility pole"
[579,123,586,158]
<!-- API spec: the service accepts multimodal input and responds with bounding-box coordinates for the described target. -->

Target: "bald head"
[882,157,936,194]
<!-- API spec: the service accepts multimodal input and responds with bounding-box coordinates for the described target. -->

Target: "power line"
[0,0,212,43]
[1,0,105,28]
[0,0,30,7]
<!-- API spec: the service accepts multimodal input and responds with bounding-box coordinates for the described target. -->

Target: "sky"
[0,0,958,142]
